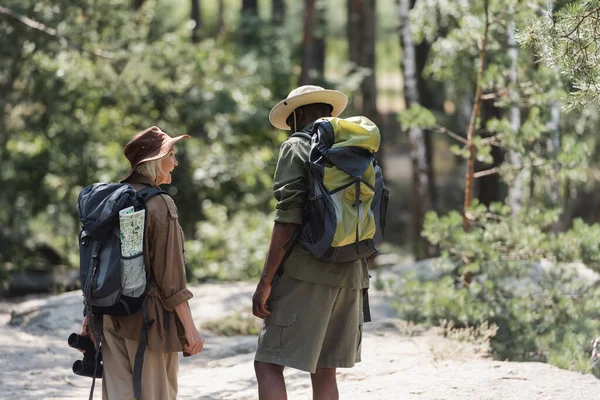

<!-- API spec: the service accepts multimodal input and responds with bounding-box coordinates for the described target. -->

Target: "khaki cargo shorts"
[254,272,363,373]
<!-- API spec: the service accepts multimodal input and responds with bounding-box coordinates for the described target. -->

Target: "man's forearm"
[260,222,299,284]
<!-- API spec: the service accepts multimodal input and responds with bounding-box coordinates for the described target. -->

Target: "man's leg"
[255,361,287,400]
[311,368,338,400]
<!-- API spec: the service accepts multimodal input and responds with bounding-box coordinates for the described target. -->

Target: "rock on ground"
[1,282,599,400]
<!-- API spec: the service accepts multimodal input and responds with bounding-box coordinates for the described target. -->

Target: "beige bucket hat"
[269,85,348,130]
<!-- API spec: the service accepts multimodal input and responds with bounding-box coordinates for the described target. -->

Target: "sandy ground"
[1,281,599,400]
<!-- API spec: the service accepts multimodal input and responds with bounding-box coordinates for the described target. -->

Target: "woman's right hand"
[79,315,97,352]
[183,328,205,355]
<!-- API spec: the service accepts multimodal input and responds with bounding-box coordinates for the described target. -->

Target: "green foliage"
[395,202,600,372]
[518,0,600,110]
[408,0,600,216]
[184,202,273,282]
[399,104,437,130]
[395,0,600,375]
[0,0,296,285]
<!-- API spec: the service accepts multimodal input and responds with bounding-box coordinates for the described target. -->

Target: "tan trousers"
[102,316,179,400]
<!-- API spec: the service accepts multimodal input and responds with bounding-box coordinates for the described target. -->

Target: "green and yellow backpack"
[292,116,389,263]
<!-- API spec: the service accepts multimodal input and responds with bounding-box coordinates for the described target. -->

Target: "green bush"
[184,202,273,282]
[393,202,600,373]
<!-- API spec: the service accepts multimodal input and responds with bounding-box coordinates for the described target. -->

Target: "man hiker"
[252,85,372,400]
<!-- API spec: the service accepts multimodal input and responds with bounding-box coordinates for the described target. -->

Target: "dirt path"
[1,282,598,400]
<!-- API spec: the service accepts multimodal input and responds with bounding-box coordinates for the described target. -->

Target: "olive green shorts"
[254,273,363,373]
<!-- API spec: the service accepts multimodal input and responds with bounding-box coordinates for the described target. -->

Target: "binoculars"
[68,333,103,379]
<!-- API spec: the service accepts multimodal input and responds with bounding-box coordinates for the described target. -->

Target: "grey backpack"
[78,183,165,317]
[77,183,166,399]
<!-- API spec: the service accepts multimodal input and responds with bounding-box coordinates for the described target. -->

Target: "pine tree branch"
[434,125,467,144]
[480,135,502,147]
[561,6,600,39]
[0,5,118,60]
[474,167,500,179]
[480,88,509,100]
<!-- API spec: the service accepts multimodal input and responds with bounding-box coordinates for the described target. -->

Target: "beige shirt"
[108,173,193,353]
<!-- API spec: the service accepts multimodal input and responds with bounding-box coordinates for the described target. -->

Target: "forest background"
[2,0,600,378]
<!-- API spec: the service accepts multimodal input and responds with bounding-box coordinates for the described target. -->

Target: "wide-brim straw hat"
[121,126,190,181]
[269,85,348,130]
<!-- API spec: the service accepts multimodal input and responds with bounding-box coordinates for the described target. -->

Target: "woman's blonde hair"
[133,158,165,184]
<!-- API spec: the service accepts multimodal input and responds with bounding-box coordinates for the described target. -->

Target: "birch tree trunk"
[399,0,434,259]
[547,100,561,203]
[299,0,316,86]
[506,14,524,215]
[546,100,566,230]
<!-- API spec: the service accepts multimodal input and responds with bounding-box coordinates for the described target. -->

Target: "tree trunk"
[348,0,379,126]
[242,0,258,16]
[415,33,436,204]
[191,0,201,43]
[361,0,377,121]
[477,99,503,207]
[132,0,145,10]
[312,0,327,85]
[347,0,363,110]
[399,0,435,259]
[506,14,523,215]
[240,0,259,47]
[347,0,362,66]
[463,0,490,232]
[547,99,564,230]
[300,0,316,86]
[217,0,225,37]
[272,0,286,26]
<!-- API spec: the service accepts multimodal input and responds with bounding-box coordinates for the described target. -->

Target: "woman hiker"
[80,126,204,400]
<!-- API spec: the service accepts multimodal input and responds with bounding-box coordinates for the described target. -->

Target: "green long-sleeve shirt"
[272,129,369,289]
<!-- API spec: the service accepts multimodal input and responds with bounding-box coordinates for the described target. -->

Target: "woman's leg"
[102,316,179,400]
[122,338,179,400]
[102,317,135,400]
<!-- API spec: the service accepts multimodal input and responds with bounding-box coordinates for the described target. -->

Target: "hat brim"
[121,135,190,182]
[269,90,348,130]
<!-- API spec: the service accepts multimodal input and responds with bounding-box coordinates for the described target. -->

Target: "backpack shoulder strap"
[290,131,313,142]
[137,187,167,204]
